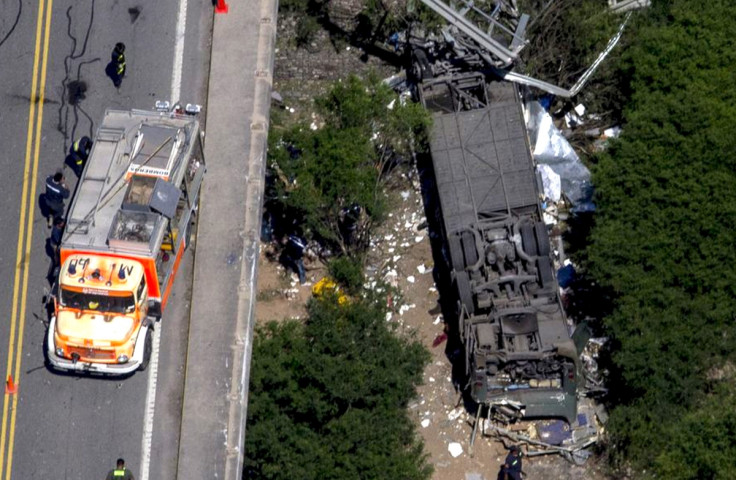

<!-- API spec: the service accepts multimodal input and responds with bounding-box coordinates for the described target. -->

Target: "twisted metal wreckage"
[400,0,647,462]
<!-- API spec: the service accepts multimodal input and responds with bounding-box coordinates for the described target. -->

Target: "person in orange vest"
[105,458,134,480]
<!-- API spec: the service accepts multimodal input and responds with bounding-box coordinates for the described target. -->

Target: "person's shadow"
[105,62,121,87]
[38,193,51,221]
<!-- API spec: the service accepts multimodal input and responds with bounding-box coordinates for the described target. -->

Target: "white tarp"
[525,101,594,209]
[537,164,561,202]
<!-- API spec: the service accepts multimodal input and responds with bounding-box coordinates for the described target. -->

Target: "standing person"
[283,233,307,284]
[498,445,523,480]
[44,172,70,228]
[47,217,65,283]
[69,136,92,177]
[111,42,126,88]
[105,458,134,480]
[50,217,65,264]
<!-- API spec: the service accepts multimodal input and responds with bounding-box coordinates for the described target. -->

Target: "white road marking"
[140,326,161,480]
[171,0,188,105]
[141,1,189,477]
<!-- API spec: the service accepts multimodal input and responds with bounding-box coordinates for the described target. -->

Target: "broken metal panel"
[609,0,650,13]
[415,0,633,97]
[482,396,606,464]
[486,11,631,97]
[420,0,528,67]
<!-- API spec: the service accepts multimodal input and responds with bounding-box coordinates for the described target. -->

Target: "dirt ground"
[254,178,608,480]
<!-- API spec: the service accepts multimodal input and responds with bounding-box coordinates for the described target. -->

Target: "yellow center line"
[6,0,54,476]
[0,0,53,476]
[0,0,46,475]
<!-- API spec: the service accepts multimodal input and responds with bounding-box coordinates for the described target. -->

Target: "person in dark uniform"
[46,217,65,283]
[498,445,523,480]
[282,233,307,284]
[111,42,126,88]
[44,172,70,228]
[105,458,134,480]
[69,136,92,177]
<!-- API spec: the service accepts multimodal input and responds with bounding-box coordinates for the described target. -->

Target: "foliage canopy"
[267,74,430,257]
[244,298,432,480]
[585,1,736,477]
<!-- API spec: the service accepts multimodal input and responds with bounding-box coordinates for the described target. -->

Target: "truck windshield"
[60,288,135,314]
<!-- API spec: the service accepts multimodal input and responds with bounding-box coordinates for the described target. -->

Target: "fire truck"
[46,108,205,374]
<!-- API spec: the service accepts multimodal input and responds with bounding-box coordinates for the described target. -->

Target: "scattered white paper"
[448,442,463,458]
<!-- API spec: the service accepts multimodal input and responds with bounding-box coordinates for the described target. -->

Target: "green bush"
[245,300,432,480]
[328,256,364,295]
[295,15,320,48]
[584,1,736,477]
[267,75,430,256]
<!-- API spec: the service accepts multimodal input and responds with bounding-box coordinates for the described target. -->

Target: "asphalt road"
[0,0,213,478]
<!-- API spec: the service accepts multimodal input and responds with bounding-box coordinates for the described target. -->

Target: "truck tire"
[460,231,479,266]
[448,234,465,272]
[411,48,433,82]
[521,222,537,256]
[455,271,474,315]
[537,258,554,289]
[535,221,550,257]
[138,329,153,372]
[185,210,196,251]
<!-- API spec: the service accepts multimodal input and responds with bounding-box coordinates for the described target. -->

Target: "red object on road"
[215,0,229,14]
[432,333,448,348]
[5,375,17,395]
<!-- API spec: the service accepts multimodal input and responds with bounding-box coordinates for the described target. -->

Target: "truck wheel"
[185,211,196,251]
[411,48,433,82]
[537,258,554,289]
[455,271,474,316]
[535,221,550,257]
[521,222,537,256]
[138,329,153,372]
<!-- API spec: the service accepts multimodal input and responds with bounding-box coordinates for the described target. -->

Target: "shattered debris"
[448,442,464,458]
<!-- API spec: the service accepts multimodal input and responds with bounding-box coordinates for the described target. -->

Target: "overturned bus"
[419,73,581,423]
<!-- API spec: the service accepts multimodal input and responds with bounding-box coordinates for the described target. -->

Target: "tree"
[244,298,432,480]
[267,74,430,256]
[583,1,736,477]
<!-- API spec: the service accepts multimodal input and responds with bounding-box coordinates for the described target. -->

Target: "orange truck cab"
[47,109,205,374]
